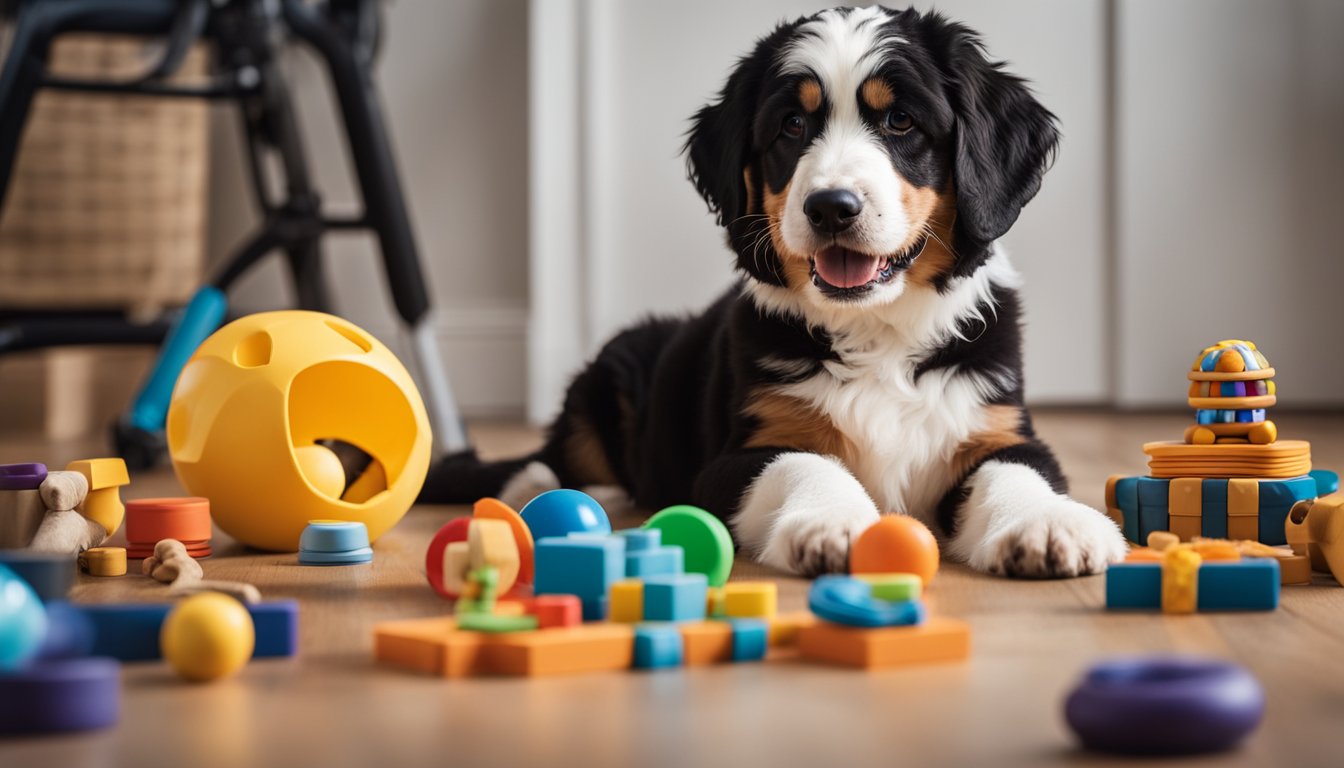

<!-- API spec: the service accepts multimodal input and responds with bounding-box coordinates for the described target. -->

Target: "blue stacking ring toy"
[298,521,373,565]
[1065,656,1264,755]
[808,575,926,628]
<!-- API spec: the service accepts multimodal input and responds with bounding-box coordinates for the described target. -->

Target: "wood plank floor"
[2,410,1343,767]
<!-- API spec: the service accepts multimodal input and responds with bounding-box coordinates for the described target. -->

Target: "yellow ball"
[161,593,256,682]
[166,311,432,551]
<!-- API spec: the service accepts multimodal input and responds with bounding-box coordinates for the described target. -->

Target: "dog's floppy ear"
[929,16,1060,276]
[684,60,762,228]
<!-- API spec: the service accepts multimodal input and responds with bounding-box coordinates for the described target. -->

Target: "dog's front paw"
[758,506,878,577]
[970,496,1127,578]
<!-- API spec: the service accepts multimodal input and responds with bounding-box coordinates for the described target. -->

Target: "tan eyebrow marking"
[799,79,822,113]
[861,77,895,111]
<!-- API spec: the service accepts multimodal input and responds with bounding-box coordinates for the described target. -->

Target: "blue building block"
[618,529,660,552]
[1312,469,1340,496]
[1137,476,1171,506]
[1136,477,1170,544]
[83,601,299,661]
[643,573,708,622]
[1106,559,1279,611]
[626,546,684,579]
[533,535,626,602]
[1106,563,1162,609]
[581,597,609,622]
[1197,560,1279,611]
[1115,477,1140,544]
[1200,480,1229,539]
[633,624,683,669]
[729,618,768,662]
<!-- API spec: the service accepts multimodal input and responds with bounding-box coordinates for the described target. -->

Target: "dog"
[422,5,1128,579]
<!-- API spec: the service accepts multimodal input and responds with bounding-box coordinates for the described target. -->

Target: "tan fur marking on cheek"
[951,405,1027,480]
[742,167,756,215]
[904,183,958,288]
[744,392,858,466]
[799,79,822,113]
[860,78,894,111]
[762,180,810,292]
[564,414,620,486]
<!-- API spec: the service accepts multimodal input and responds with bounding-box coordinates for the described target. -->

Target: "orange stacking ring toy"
[125,497,212,558]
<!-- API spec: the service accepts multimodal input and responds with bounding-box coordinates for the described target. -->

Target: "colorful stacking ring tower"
[1184,340,1277,446]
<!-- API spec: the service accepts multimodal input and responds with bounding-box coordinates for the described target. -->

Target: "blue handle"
[127,286,227,432]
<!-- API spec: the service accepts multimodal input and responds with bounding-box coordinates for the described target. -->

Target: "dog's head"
[686,6,1058,312]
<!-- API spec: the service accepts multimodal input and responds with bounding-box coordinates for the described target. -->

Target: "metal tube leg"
[410,316,468,454]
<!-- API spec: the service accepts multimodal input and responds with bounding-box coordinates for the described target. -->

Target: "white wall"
[209,0,530,418]
[1115,0,1344,406]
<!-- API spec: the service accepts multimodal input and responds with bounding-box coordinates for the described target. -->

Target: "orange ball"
[850,516,940,585]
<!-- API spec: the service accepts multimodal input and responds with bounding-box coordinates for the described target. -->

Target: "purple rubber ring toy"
[0,657,120,734]
[0,463,47,491]
[1065,656,1264,755]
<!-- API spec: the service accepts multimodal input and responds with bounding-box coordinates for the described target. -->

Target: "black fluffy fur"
[421,7,1063,548]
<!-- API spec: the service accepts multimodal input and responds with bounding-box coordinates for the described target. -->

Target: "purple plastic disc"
[0,657,120,734]
[1065,656,1264,755]
[0,463,47,491]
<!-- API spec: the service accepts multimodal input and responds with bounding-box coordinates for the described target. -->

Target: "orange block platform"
[797,618,971,669]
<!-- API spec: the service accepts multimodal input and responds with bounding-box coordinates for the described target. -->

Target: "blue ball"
[0,563,48,671]
[519,489,612,540]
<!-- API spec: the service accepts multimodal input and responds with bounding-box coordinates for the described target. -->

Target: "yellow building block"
[373,617,491,678]
[1168,478,1203,542]
[1161,546,1202,614]
[486,624,634,677]
[78,546,127,577]
[1227,479,1260,541]
[66,458,130,535]
[706,586,725,617]
[443,541,471,596]
[797,617,971,669]
[468,518,520,595]
[609,579,644,623]
[723,581,778,619]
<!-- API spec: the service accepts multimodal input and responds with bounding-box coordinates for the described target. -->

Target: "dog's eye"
[883,110,914,135]
[781,114,805,139]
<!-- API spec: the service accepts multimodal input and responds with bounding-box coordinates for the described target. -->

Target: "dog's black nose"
[803,189,863,234]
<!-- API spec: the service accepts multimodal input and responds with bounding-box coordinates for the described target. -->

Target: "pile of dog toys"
[377,492,969,677]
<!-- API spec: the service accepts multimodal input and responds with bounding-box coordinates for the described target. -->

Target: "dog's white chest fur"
[776,340,990,522]
[753,251,1021,524]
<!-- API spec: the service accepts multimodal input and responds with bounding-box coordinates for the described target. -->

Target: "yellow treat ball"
[161,593,256,682]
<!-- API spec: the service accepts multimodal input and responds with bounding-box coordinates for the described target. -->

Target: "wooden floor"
[3,410,1344,768]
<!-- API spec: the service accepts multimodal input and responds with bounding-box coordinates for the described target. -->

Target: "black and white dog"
[424,5,1128,578]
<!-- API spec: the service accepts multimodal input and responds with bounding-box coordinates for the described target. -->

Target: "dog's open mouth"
[809,238,926,298]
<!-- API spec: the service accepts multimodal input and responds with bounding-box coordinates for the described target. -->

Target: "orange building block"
[373,617,491,678]
[797,618,971,669]
[679,621,734,665]
[767,611,817,647]
[486,624,634,677]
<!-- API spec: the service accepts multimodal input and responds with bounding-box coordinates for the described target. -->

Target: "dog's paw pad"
[973,498,1127,579]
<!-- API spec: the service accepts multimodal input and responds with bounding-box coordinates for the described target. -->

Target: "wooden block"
[1105,475,1125,531]
[78,546,126,577]
[443,542,471,596]
[0,489,46,548]
[530,595,581,628]
[468,518,520,595]
[797,618,971,669]
[1161,547,1202,614]
[485,624,634,677]
[1228,478,1260,541]
[373,617,490,678]
[609,579,643,623]
[1277,554,1311,585]
[723,581,778,619]
[678,621,733,665]
[1168,478,1203,541]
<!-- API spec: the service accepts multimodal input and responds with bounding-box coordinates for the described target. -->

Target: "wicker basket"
[0,34,210,310]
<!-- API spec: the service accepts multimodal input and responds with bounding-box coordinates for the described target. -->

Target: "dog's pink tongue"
[814,248,880,289]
